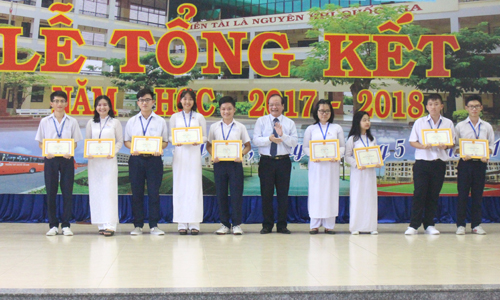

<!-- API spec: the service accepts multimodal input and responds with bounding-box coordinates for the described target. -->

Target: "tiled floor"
[0,223,499,289]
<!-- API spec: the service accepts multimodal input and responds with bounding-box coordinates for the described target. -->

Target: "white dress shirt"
[409,115,456,161]
[35,113,83,142]
[124,111,168,142]
[208,119,251,144]
[455,117,495,152]
[253,114,298,156]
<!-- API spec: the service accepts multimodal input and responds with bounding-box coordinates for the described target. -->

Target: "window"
[31,86,45,103]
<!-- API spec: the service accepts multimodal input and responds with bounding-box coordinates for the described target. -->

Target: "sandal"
[178,229,188,235]
[324,228,335,235]
[190,229,199,235]
[103,229,115,237]
[98,229,105,235]
[309,228,319,235]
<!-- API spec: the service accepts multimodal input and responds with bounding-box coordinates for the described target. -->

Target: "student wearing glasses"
[303,99,345,234]
[454,95,494,235]
[169,89,207,235]
[124,88,169,236]
[35,90,83,236]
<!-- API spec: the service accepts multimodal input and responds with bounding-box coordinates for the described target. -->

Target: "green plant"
[452,110,483,122]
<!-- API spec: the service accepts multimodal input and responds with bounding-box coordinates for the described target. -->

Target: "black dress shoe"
[260,228,272,234]
[277,228,291,234]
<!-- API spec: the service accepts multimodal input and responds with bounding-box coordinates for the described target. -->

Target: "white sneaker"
[46,227,58,236]
[351,231,359,235]
[232,225,244,235]
[472,226,486,235]
[130,227,143,235]
[62,227,73,236]
[404,227,418,235]
[150,227,165,235]
[425,226,440,235]
[370,231,378,235]
[215,224,230,235]
[456,226,466,235]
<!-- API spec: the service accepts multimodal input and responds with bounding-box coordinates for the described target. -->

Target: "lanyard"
[99,117,109,139]
[139,115,152,136]
[52,116,66,138]
[360,135,369,147]
[318,123,330,140]
[182,111,192,127]
[428,118,442,129]
[221,122,234,140]
[468,121,481,139]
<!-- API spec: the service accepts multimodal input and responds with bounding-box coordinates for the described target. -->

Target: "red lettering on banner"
[196,88,216,117]
[154,88,177,116]
[248,32,295,77]
[0,28,41,71]
[416,35,460,77]
[324,34,372,78]
[108,30,155,73]
[40,28,86,73]
[372,35,416,78]
[248,89,266,118]
[70,79,93,115]
[156,31,198,75]
[202,31,247,75]
[299,90,317,118]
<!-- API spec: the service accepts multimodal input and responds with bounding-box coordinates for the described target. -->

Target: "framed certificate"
[354,146,384,169]
[130,136,162,154]
[421,128,453,146]
[309,139,340,161]
[172,126,203,145]
[84,139,115,158]
[212,140,242,161]
[42,139,74,156]
[459,139,489,159]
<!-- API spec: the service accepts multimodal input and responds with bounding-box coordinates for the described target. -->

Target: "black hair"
[426,93,443,105]
[219,96,236,107]
[50,90,67,102]
[177,89,197,112]
[268,94,285,106]
[136,88,154,100]
[348,110,374,142]
[311,99,334,124]
[465,94,483,106]
[93,95,115,123]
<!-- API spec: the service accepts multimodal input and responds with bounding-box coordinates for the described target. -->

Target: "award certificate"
[459,139,489,159]
[42,139,74,156]
[172,126,203,145]
[422,128,453,146]
[84,139,115,158]
[309,139,340,161]
[212,140,242,161]
[131,136,162,154]
[354,146,384,169]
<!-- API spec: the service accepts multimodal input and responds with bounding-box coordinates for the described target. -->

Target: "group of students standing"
[35,90,493,237]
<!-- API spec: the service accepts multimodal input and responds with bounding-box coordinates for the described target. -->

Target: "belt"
[261,155,289,160]
[139,154,153,157]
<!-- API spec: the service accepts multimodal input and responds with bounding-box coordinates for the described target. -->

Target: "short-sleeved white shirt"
[35,113,83,142]
[409,115,456,161]
[208,119,251,144]
[124,111,168,142]
[455,117,495,152]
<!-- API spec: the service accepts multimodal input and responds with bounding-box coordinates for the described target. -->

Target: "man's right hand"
[269,134,283,144]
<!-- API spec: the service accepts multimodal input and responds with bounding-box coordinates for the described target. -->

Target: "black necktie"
[270,118,279,157]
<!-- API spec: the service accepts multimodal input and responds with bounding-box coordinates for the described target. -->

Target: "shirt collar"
[220,119,234,127]
[465,116,482,126]
[50,113,67,123]
[139,111,155,121]
[425,114,442,125]
[269,114,282,122]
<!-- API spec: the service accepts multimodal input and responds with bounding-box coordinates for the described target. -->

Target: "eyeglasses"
[318,110,331,114]
[467,105,481,110]
[138,98,153,103]
[51,100,66,104]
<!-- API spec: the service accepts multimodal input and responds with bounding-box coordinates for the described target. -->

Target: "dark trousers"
[258,156,292,230]
[457,159,487,228]
[214,161,244,228]
[129,155,163,228]
[44,157,74,228]
[410,159,446,230]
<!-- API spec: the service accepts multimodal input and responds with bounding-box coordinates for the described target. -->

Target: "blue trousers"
[214,161,244,227]
[129,155,163,228]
